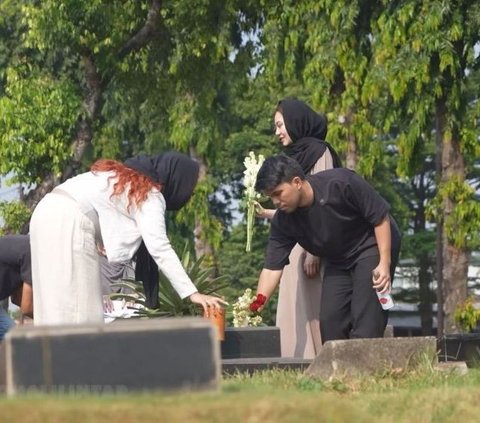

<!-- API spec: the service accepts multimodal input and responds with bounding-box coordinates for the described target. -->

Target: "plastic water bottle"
[376,290,394,310]
[373,271,394,310]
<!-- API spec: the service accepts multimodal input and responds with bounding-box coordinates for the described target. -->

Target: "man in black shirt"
[254,155,401,342]
[0,234,33,340]
[0,233,136,337]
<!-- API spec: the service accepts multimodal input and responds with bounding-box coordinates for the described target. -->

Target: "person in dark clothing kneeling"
[0,235,33,340]
[253,154,401,342]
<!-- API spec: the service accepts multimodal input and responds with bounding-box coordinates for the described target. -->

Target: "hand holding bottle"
[373,270,394,310]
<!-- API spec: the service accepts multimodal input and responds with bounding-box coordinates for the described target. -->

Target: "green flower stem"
[246,200,255,252]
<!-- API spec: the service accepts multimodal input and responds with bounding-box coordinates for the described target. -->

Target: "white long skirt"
[30,192,103,325]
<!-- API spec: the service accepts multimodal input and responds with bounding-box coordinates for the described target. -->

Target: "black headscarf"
[124,152,199,308]
[124,152,200,211]
[278,98,342,172]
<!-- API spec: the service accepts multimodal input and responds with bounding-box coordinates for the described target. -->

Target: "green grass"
[1,366,480,422]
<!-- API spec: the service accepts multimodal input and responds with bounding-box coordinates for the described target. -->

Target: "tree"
[259,0,388,175]
[392,148,437,335]
[0,1,263,259]
[0,1,166,211]
[369,0,480,333]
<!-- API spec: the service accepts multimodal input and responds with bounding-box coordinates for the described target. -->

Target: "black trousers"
[320,254,389,343]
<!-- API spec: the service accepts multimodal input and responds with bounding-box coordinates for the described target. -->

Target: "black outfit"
[0,235,32,300]
[124,152,199,308]
[264,168,401,342]
[99,255,131,295]
[279,98,342,171]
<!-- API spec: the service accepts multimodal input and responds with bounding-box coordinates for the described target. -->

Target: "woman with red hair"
[30,152,225,325]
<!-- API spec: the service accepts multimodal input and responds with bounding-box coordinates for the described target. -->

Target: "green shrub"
[454,296,480,332]
[111,249,229,318]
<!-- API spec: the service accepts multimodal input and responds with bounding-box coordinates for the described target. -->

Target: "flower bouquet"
[243,151,265,252]
[232,288,263,327]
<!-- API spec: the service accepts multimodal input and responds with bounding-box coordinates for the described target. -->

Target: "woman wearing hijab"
[30,151,226,325]
[256,99,341,359]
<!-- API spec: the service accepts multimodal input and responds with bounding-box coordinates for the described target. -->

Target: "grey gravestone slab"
[435,361,469,375]
[438,333,480,367]
[221,327,280,359]
[384,325,394,338]
[1,317,220,396]
[306,336,437,380]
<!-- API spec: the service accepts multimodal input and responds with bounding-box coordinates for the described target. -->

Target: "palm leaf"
[107,246,230,319]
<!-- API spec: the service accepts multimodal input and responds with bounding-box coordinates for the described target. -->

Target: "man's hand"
[103,295,114,313]
[11,283,33,317]
[254,268,284,312]
[372,264,391,294]
[250,293,267,313]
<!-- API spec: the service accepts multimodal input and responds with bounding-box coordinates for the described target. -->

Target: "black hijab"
[124,152,199,308]
[124,152,199,211]
[278,98,342,172]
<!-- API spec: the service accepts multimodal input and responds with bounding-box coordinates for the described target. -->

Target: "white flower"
[232,288,263,327]
[243,151,265,252]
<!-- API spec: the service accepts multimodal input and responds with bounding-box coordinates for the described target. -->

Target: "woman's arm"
[254,202,276,219]
[134,194,227,311]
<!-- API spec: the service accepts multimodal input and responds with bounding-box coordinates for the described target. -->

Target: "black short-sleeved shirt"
[0,235,32,300]
[264,168,391,270]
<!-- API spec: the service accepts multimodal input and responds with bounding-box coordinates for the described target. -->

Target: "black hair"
[275,101,283,114]
[255,154,306,193]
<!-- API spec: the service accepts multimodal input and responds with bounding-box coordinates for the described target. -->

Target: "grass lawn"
[1,365,480,422]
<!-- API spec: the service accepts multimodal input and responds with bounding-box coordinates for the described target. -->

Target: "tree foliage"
[0,1,263,251]
[0,1,479,331]
[368,0,480,333]
[0,67,81,184]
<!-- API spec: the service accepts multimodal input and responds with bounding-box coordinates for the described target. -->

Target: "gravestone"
[0,317,220,396]
[438,333,480,367]
[306,336,437,380]
[221,326,281,359]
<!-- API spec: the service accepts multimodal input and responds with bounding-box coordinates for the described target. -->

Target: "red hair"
[91,159,163,210]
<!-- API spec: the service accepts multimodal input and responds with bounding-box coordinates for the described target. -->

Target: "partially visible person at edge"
[0,234,33,340]
[255,98,342,359]
[30,152,226,325]
[253,155,401,343]
[0,235,132,334]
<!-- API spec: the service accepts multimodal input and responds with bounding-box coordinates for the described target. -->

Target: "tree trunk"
[437,101,469,334]
[189,146,213,260]
[344,109,358,170]
[435,100,445,336]
[412,171,434,335]
[442,240,468,333]
[418,253,433,335]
